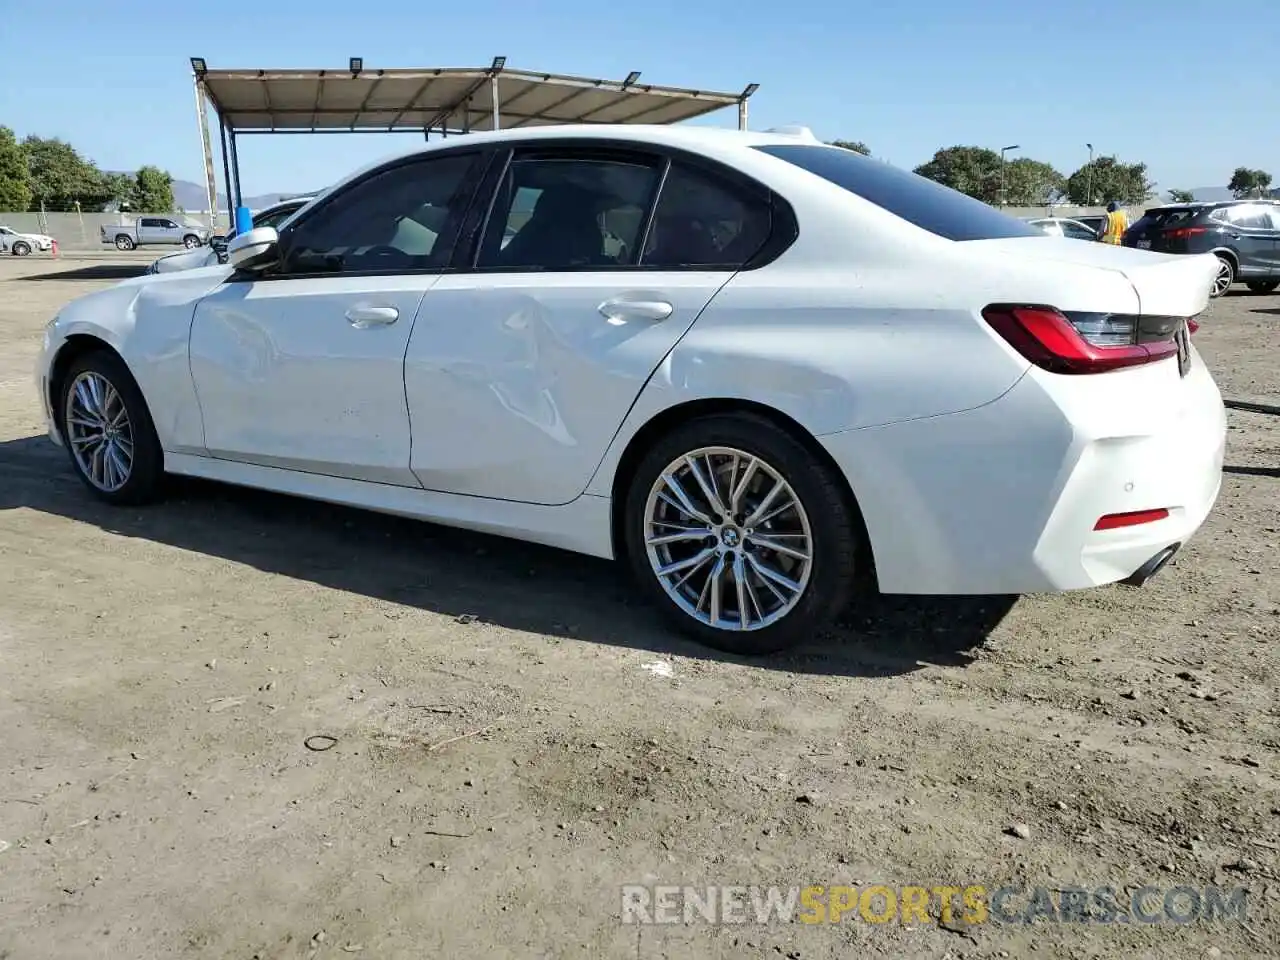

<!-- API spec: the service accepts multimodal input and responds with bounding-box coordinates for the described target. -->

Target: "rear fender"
[583,271,1030,498]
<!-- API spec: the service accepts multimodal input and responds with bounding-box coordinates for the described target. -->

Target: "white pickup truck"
[100,216,212,251]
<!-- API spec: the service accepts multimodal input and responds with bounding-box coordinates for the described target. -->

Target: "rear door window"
[754,143,1042,241]
[254,205,302,231]
[477,152,662,270]
[1061,221,1099,240]
[1226,205,1271,229]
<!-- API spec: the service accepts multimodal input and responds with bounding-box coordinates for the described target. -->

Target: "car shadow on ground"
[18,264,148,281]
[1250,306,1280,316]
[0,434,1015,678]
[1224,464,1280,478]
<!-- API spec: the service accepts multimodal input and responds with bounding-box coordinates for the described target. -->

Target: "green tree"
[133,165,175,212]
[827,139,871,156]
[23,136,110,211]
[1167,188,1196,203]
[0,126,32,212]
[101,172,135,209]
[913,146,1002,203]
[1063,156,1154,205]
[1227,166,1272,199]
[1002,158,1065,206]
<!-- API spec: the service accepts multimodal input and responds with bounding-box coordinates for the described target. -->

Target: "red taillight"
[1165,226,1208,239]
[981,306,1179,375]
[1094,508,1170,531]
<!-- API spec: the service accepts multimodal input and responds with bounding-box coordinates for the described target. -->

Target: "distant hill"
[100,174,313,213]
[1184,187,1233,202]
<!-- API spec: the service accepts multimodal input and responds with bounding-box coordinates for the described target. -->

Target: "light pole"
[1086,143,1094,207]
[1000,144,1019,206]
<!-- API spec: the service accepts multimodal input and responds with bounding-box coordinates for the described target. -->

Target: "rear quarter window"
[753,144,1042,241]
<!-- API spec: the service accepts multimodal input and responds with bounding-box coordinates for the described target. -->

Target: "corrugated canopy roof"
[197,64,755,133]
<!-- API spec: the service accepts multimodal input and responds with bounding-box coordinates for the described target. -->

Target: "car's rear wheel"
[1210,256,1235,298]
[1245,280,1279,294]
[11,241,31,257]
[623,413,859,655]
[182,234,201,249]
[114,235,135,251]
[59,351,164,505]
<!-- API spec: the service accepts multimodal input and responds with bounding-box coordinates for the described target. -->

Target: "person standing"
[1100,201,1128,244]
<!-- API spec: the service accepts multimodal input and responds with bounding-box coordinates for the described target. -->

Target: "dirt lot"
[0,256,1276,960]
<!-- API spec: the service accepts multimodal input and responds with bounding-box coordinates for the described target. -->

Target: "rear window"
[753,143,1042,241]
[1132,208,1200,231]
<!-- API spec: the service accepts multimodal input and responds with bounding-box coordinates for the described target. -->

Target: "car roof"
[310,124,825,201]
[1148,199,1278,212]
[259,195,314,213]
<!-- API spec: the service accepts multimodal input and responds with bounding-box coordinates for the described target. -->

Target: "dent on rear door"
[403,272,731,505]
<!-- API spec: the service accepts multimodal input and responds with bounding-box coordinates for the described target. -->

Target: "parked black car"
[1122,200,1280,298]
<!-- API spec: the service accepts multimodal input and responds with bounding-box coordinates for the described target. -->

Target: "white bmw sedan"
[36,125,1226,655]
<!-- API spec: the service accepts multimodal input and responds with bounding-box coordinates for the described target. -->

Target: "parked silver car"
[0,225,55,255]
[101,217,212,251]
[146,197,315,274]
[1026,217,1101,241]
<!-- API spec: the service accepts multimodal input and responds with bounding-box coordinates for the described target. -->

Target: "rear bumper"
[819,351,1226,595]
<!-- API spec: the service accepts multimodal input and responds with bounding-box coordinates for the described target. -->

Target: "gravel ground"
[0,257,1276,960]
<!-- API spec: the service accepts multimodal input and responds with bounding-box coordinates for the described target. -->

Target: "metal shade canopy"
[190,58,759,226]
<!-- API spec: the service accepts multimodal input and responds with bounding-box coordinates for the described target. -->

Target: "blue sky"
[2,0,1276,196]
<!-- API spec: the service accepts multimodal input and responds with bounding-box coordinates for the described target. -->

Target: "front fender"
[45,271,230,455]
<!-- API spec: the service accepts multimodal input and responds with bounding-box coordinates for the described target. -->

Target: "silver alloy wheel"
[65,371,134,493]
[184,235,199,248]
[1212,258,1233,297]
[115,236,132,250]
[643,446,814,632]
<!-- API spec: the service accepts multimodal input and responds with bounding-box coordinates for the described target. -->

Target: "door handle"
[1226,232,1240,239]
[345,305,399,328]
[597,299,674,324]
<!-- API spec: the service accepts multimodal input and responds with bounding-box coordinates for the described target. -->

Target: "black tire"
[58,349,164,505]
[114,235,135,251]
[623,412,860,655]
[1246,280,1279,294]
[1210,255,1234,298]
[182,234,201,249]
[11,240,31,257]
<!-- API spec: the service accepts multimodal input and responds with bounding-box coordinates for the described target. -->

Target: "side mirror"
[226,226,279,272]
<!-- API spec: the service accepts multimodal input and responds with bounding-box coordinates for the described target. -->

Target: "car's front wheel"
[59,350,164,505]
[624,413,859,655]
[1210,256,1235,298]
[1246,280,1279,294]
[11,241,31,256]
[183,234,201,249]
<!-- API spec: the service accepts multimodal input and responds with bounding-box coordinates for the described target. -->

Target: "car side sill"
[164,452,616,560]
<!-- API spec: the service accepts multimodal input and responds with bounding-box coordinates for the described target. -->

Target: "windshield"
[753,144,1042,241]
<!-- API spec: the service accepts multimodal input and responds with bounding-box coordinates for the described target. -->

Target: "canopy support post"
[194,77,219,228]
[218,120,234,230]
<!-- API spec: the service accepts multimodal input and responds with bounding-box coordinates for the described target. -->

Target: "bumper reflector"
[1094,508,1170,531]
